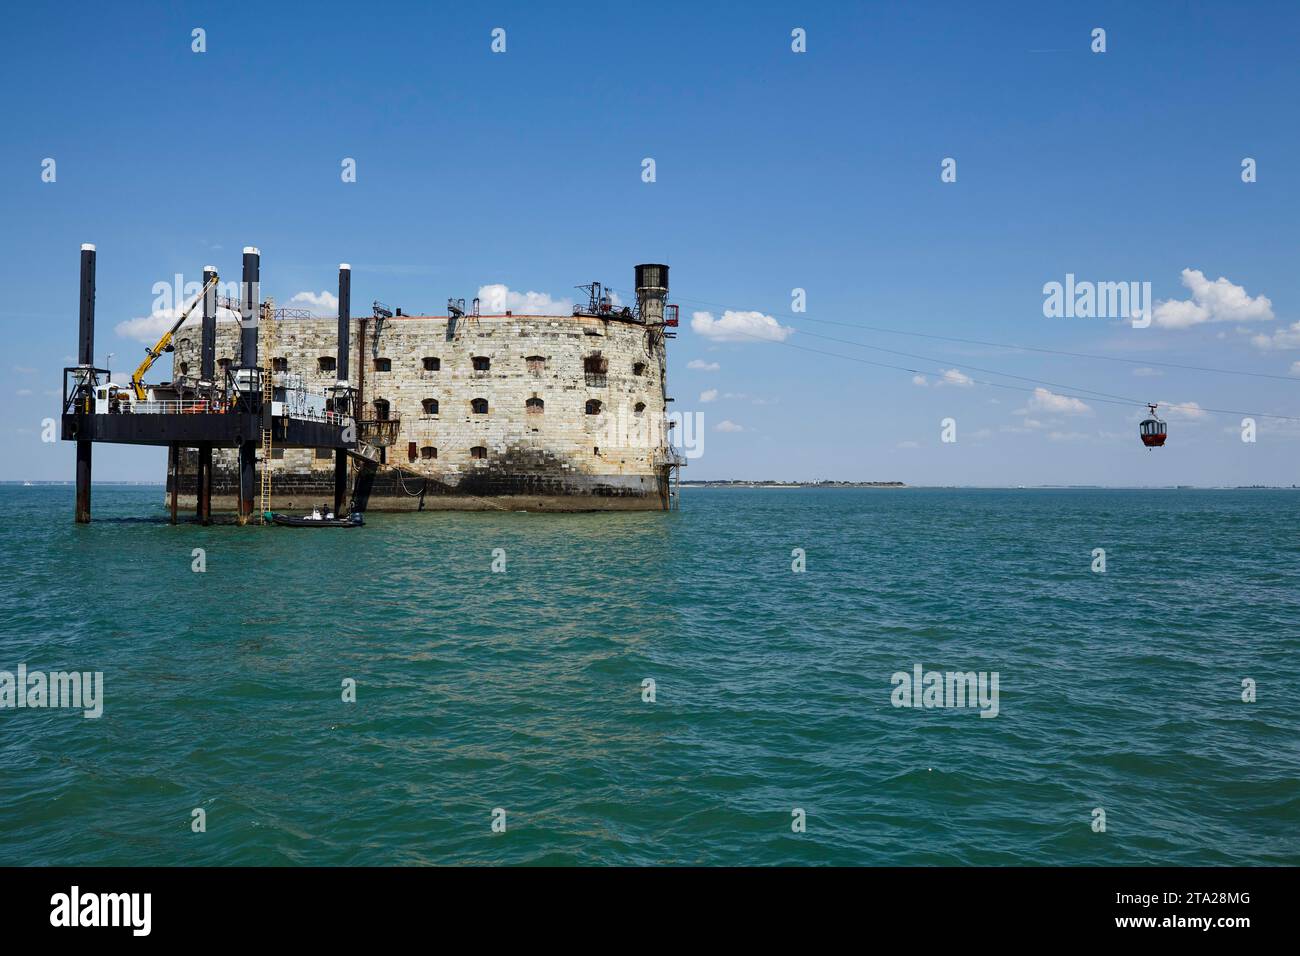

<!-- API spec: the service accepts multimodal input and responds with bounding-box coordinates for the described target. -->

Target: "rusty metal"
[356,419,400,447]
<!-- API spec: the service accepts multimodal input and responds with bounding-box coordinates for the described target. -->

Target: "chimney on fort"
[635,264,669,325]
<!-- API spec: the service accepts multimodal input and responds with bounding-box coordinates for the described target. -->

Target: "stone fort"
[169,264,681,511]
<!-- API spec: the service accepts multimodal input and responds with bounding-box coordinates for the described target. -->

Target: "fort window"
[271,447,285,460]
[583,353,609,386]
[315,447,332,460]
[373,398,391,420]
[420,446,437,460]
[585,399,603,415]
[632,361,647,376]
[218,358,232,374]
[422,356,441,371]
[470,445,487,460]
[634,402,646,415]
[272,357,288,372]
[178,362,189,376]
[526,397,544,415]
[407,441,417,463]
[472,356,491,372]
[318,356,336,373]
[526,355,545,374]
[373,357,392,372]
[421,398,439,416]
[471,398,489,414]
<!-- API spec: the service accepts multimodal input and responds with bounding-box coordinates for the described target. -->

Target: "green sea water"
[0,485,1296,866]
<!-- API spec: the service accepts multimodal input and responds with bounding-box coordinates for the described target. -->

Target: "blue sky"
[2,0,1298,484]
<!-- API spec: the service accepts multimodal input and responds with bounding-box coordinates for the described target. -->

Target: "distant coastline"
[680,481,1300,490]
[682,480,906,489]
[0,480,165,486]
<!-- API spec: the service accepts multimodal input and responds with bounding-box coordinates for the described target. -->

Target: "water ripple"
[0,486,1296,865]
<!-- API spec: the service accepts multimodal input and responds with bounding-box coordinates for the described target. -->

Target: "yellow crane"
[129,274,219,400]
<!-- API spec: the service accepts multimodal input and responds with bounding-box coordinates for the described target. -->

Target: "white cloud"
[115,312,182,343]
[687,359,720,372]
[1132,366,1163,377]
[1003,418,1046,434]
[114,305,240,343]
[1023,387,1091,415]
[701,390,776,405]
[937,368,973,387]
[911,374,928,386]
[1159,401,1206,420]
[1251,321,1300,351]
[477,283,573,316]
[714,419,744,432]
[15,389,32,396]
[289,290,339,316]
[691,310,793,343]
[1153,269,1274,329]
[1047,430,1089,442]
[896,440,920,449]
[1290,361,1300,377]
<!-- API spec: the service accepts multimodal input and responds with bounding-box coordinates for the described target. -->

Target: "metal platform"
[61,245,359,525]
[60,368,355,450]
[62,411,351,448]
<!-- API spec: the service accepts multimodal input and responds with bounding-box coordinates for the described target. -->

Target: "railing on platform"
[277,408,353,426]
[356,418,400,447]
[104,399,352,426]
[62,365,353,430]
[658,446,688,468]
[113,399,233,415]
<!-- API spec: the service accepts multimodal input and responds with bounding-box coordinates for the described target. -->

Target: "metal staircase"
[349,441,381,464]
[660,446,686,511]
[354,417,399,466]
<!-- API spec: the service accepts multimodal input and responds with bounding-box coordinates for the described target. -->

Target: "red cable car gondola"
[1139,403,1167,448]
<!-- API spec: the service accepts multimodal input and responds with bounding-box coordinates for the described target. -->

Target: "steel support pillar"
[75,243,96,523]
[196,445,212,524]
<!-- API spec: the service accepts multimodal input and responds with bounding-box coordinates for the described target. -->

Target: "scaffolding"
[258,298,276,522]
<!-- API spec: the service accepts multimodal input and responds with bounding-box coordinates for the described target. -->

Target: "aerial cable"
[653,290,1300,384]
[714,324,1300,423]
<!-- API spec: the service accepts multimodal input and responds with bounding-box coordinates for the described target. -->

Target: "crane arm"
[131,274,219,400]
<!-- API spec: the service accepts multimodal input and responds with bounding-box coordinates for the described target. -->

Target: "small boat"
[269,507,364,528]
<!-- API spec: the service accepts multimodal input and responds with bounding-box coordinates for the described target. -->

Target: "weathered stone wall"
[169,311,673,511]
